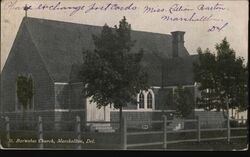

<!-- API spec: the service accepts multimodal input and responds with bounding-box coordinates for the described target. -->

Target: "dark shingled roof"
[164,55,198,86]
[143,54,198,86]
[11,17,197,86]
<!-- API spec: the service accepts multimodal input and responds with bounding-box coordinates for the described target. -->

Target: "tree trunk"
[119,105,123,132]
[222,109,226,118]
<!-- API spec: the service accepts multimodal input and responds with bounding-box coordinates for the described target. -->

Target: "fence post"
[121,117,127,150]
[5,116,10,148]
[76,116,81,150]
[241,116,244,124]
[227,113,231,143]
[196,116,200,142]
[38,116,43,149]
[162,115,167,149]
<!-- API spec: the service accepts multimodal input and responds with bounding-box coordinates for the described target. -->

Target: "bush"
[230,120,239,127]
[237,119,248,127]
[230,119,248,128]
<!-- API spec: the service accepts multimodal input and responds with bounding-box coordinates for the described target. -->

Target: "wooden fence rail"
[2,116,120,149]
[2,115,248,150]
[38,116,43,149]
[123,115,248,149]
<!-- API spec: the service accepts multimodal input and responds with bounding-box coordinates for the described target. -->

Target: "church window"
[147,92,153,109]
[139,92,144,109]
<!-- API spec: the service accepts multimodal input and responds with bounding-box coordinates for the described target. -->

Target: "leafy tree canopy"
[173,86,194,118]
[80,17,149,110]
[194,38,248,113]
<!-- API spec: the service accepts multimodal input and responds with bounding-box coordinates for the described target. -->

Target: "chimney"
[171,31,185,57]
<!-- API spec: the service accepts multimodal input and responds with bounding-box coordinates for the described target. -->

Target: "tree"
[173,86,194,118]
[16,75,33,127]
[194,38,247,117]
[80,17,149,129]
[194,48,221,111]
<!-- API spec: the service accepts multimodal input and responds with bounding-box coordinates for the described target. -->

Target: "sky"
[1,0,249,71]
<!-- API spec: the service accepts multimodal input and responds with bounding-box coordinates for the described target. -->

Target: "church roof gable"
[23,17,175,82]
[8,17,197,86]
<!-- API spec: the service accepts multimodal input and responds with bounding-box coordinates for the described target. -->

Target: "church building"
[2,17,217,131]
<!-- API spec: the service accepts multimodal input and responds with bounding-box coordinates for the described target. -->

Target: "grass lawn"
[126,129,248,150]
[128,138,248,151]
[0,130,122,150]
[0,129,248,150]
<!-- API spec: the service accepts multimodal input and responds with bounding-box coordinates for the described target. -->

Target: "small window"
[147,92,153,109]
[139,92,144,109]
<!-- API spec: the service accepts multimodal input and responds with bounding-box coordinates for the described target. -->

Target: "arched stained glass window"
[139,92,144,108]
[147,92,153,109]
